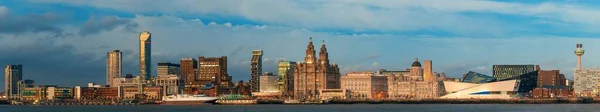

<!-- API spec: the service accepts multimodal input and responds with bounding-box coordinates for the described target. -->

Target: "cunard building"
[294,38,341,99]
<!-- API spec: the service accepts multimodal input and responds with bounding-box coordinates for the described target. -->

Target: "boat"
[162,94,218,105]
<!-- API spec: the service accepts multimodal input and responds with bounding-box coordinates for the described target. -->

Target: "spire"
[319,40,329,65]
[322,40,325,45]
[305,37,316,64]
[310,37,313,42]
[415,58,419,62]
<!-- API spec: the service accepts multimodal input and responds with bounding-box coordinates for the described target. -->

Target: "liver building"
[294,37,341,99]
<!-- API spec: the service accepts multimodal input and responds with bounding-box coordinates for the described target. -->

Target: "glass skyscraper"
[5,64,22,99]
[139,31,151,81]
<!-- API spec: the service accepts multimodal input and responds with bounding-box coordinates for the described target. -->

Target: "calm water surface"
[1,104,598,112]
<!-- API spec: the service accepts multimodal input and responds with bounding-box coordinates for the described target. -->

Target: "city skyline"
[4,0,600,89]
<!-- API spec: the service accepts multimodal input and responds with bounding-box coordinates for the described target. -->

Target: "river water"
[1,104,598,112]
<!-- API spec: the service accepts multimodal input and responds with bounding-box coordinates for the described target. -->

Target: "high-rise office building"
[180,58,198,94]
[294,38,341,99]
[423,60,432,82]
[106,50,122,86]
[278,60,296,97]
[157,62,180,77]
[198,56,232,88]
[492,65,537,80]
[574,44,585,70]
[250,50,263,92]
[139,31,151,81]
[5,64,22,99]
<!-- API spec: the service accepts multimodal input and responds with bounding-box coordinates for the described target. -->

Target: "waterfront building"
[532,86,571,99]
[294,38,341,99]
[385,59,444,99]
[74,86,119,100]
[154,75,184,96]
[461,71,495,84]
[441,80,519,99]
[574,69,600,96]
[5,64,22,99]
[409,58,423,80]
[107,50,122,86]
[21,87,45,101]
[46,87,74,100]
[196,56,234,96]
[319,89,349,100]
[139,31,152,81]
[259,72,279,93]
[180,58,198,94]
[537,70,566,87]
[250,50,263,92]
[157,62,180,77]
[198,56,233,88]
[574,44,585,70]
[278,60,296,97]
[341,71,387,99]
[492,65,538,80]
[121,86,163,100]
[155,62,183,95]
[389,80,444,99]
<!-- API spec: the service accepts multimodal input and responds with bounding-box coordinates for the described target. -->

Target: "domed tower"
[410,58,423,80]
[575,44,585,70]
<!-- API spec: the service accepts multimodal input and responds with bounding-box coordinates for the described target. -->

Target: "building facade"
[423,60,433,82]
[574,69,600,96]
[341,71,387,99]
[278,60,296,97]
[250,50,263,92]
[155,75,184,95]
[157,62,180,77]
[5,64,22,99]
[180,58,198,94]
[537,70,566,87]
[462,71,495,84]
[107,50,122,86]
[294,38,341,99]
[259,73,279,93]
[139,31,151,81]
[492,65,537,80]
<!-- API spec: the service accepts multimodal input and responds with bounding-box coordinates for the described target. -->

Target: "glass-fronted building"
[493,65,537,80]
[139,31,151,81]
[278,60,296,96]
[462,71,496,84]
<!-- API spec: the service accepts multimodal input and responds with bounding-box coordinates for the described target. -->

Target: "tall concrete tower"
[107,50,122,86]
[139,31,151,81]
[250,50,263,92]
[574,44,585,70]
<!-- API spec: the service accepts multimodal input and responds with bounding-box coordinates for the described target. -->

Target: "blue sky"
[1,0,600,88]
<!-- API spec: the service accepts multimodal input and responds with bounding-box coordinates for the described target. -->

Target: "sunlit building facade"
[341,71,387,99]
[139,31,152,81]
[259,73,279,93]
[278,60,296,97]
[107,50,122,86]
[294,38,341,99]
[5,64,23,99]
[574,69,600,97]
[250,50,263,92]
[493,65,537,80]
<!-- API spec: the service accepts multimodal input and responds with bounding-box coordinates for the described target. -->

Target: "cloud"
[0,6,8,17]
[0,6,65,36]
[28,0,600,36]
[79,16,138,36]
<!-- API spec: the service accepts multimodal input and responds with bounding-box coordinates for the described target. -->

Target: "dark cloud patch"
[0,38,107,89]
[79,16,138,36]
[0,9,65,37]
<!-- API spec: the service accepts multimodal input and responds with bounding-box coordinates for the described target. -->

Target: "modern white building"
[441,80,519,99]
[574,69,600,96]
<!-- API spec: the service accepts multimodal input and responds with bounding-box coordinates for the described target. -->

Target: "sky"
[1,0,600,89]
